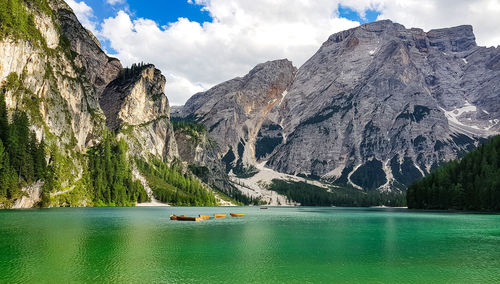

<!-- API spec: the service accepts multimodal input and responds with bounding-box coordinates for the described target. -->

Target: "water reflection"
[0,207,499,283]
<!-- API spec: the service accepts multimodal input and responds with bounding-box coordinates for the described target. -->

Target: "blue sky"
[84,0,213,27]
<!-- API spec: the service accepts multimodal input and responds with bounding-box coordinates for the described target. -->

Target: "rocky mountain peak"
[178,59,296,169]
[100,64,169,131]
[181,20,499,191]
[426,25,476,52]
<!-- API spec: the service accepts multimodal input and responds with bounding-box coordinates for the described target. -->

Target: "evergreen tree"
[407,135,500,211]
[0,93,8,144]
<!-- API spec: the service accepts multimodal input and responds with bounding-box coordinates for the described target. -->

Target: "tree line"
[87,134,149,206]
[136,158,217,206]
[269,179,406,207]
[407,135,500,211]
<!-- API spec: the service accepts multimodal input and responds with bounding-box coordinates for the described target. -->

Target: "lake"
[0,207,499,283]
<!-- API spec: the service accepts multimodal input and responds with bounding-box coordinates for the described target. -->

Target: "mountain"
[407,135,500,211]
[180,20,500,191]
[0,0,225,208]
[1,0,498,208]
[178,59,296,175]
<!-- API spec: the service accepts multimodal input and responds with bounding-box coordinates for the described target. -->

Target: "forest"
[407,135,500,211]
[136,158,217,206]
[0,93,46,204]
[87,135,150,207]
[269,179,407,207]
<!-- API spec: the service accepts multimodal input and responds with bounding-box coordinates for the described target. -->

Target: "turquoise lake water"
[0,207,499,283]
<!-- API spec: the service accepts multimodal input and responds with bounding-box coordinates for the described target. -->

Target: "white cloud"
[67,0,500,105]
[100,0,360,105]
[106,0,126,5]
[65,0,99,34]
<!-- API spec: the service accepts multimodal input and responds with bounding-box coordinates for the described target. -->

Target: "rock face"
[178,59,296,172]
[174,128,235,194]
[53,0,122,108]
[100,65,169,130]
[0,0,179,206]
[101,65,178,162]
[181,20,500,190]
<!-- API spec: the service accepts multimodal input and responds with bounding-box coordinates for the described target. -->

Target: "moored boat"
[199,215,210,220]
[176,216,201,222]
[230,213,245,217]
[170,214,185,220]
[214,214,226,218]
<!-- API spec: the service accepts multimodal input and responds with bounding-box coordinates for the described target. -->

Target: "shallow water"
[0,207,499,283]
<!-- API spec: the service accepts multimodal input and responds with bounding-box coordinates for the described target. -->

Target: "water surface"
[0,207,499,283]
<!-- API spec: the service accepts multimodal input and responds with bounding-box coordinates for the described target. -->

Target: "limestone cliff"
[178,59,296,173]
[0,0,178,207]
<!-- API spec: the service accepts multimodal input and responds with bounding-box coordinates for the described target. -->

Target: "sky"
[65,0,500,105]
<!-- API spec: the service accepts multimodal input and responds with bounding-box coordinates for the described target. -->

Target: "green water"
[0,207,499,283]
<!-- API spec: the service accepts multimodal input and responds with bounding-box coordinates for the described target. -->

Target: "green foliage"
[172,117,207,144]
[232,160,259,178]
[212,188,244,206]
[407,135,500,211]
[0,94,47,203]
[116,62,150,83]
[87,134,149,207]
[136,158,217,206]
[269,179,406,207]
[0,0,49,46]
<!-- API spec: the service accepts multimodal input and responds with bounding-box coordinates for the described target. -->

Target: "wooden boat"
[260,207,268,210]
[199,215,210,220]
[176,216,201,222]
[230,213,245,217]
[170,214,185,220]
[214,214,226,218]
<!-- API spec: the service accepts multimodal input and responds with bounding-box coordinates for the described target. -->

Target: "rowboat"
[260,207,268,210]
[170,214,185,220]
[230,213,245,217]
[214,214,226,218]
[176,216,201,222]
[199,215,210,220]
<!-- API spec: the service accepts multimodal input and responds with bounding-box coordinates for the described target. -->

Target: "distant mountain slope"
[407,135,500,211]
[180,20,500,191]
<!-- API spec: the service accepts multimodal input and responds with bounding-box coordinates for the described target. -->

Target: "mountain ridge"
[179,19,500,191]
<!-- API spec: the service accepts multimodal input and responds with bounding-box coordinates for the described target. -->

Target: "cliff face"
[0,0,178,207]
[268,20,499,190]
[178,59,296,172]
[181,20,500,191]
[100,64,178,162]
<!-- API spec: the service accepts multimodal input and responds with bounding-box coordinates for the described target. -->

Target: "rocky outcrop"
[51,0,122,108]
[100,65,169,130]
[99,64,178,162]
[178,59,296,171]
[175,128,234,193]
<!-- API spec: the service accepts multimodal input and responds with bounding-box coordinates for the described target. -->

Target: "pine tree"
[0,93,8,144]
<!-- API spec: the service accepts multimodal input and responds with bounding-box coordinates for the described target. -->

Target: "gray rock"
[269,20,499,189]
[179,59,296,170]
[182,20,500,191]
